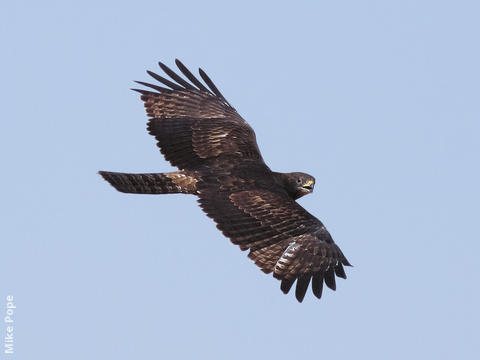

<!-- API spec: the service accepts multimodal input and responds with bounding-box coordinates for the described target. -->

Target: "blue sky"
[1,1,479,359]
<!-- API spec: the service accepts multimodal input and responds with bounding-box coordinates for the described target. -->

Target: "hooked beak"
[302,180,315,191]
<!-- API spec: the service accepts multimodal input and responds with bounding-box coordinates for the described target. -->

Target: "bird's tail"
[98,171,198,195]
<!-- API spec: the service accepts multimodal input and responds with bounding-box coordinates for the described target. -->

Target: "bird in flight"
[99,59,351,302]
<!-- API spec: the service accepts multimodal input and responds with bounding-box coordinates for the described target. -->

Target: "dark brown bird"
[99,59,351,302]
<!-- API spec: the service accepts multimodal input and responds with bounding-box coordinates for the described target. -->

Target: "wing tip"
[295,275,311,303]
[131,88,152,95]
[334,263,347,279]
[324,268,337,291]
[280,278,295,295]
[312,273,324,299]
[134,59,231,105]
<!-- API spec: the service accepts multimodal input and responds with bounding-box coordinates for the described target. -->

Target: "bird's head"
[284,172,316,199]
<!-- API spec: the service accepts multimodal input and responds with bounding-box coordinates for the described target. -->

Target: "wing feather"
[146,70,184,90]
[197,186,351,302]
[175,59,211,93]
[324,268,336,291]
[158,61,196,90]
[311,273,324,299]
[199,68,230,105]
[134,80,169,93]
[295,275,312,303]
[281,278,295,295]
[135,60,264,170]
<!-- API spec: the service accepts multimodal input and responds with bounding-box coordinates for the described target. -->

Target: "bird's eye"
[297,179,302,184]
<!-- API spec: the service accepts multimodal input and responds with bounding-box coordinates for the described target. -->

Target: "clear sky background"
[1,1,479,359]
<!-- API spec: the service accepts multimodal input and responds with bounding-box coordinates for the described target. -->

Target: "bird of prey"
[99,59,351,302]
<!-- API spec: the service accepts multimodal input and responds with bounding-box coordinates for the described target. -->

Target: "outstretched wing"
[133,60,264,171]
[197,184,351,302]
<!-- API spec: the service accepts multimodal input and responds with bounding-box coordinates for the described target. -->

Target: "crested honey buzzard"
[99,59,351,302]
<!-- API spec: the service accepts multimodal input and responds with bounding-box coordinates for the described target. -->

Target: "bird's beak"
[302,180,314,191]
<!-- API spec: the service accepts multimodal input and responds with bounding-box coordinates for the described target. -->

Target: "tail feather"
[98,171,198,194]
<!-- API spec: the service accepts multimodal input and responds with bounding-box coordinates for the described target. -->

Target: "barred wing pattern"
[133,60,264,171]
[198,184,350,302]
